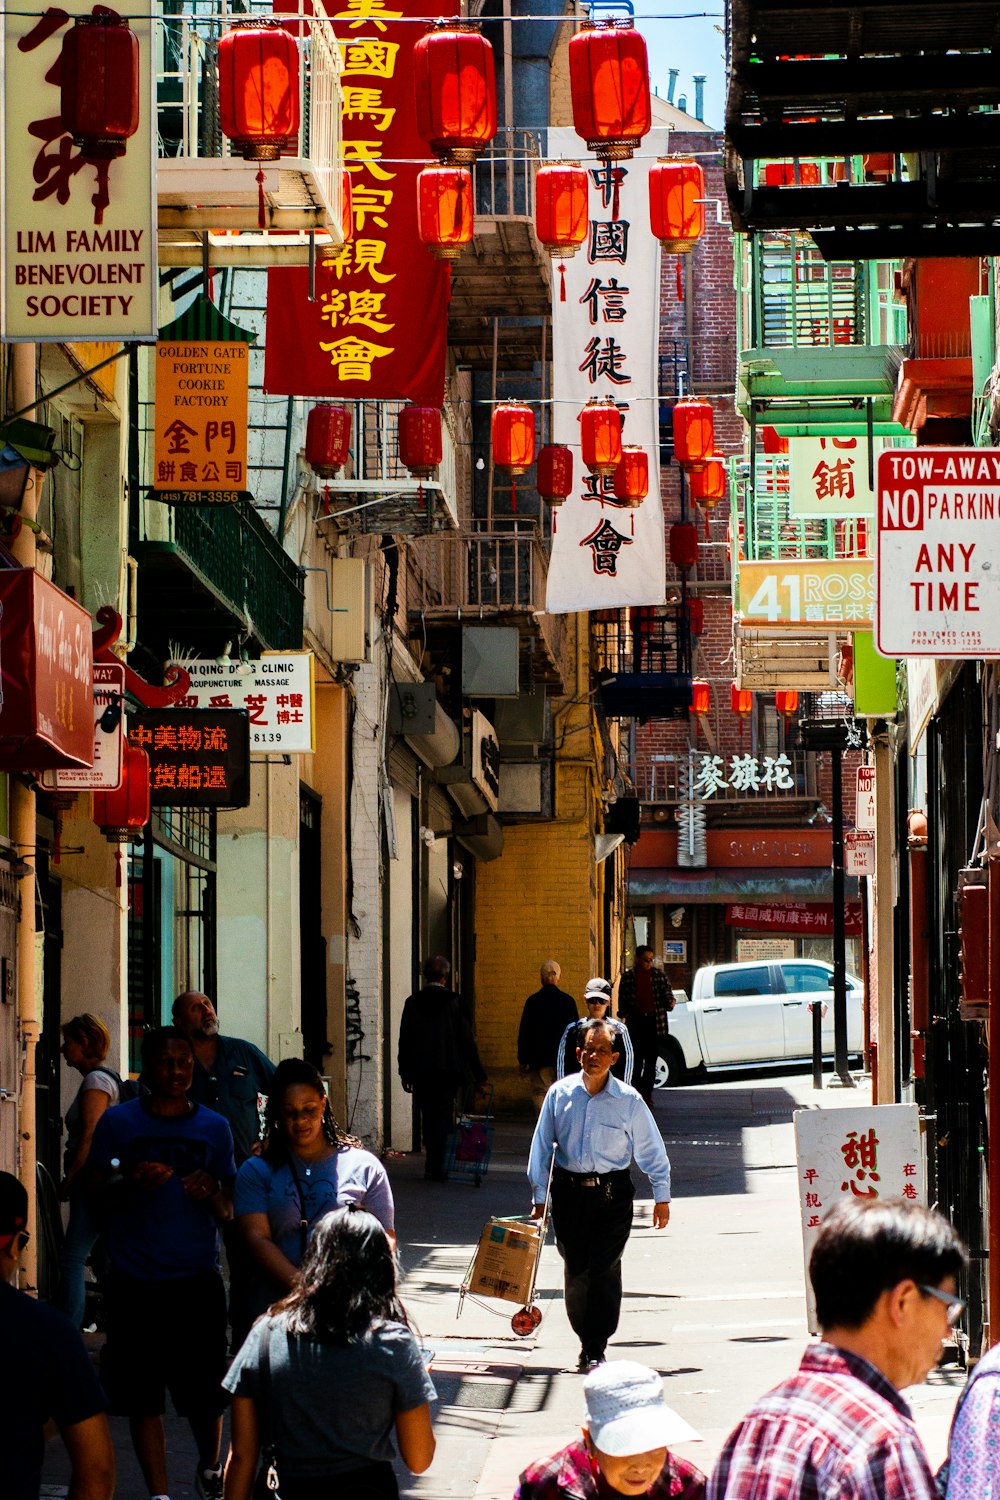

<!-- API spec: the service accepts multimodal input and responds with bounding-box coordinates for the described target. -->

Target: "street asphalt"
[40,1066,968,1500]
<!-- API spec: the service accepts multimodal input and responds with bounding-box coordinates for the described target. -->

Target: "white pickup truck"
[653,957,864,1087]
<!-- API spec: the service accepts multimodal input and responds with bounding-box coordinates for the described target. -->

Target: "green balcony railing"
[172,502,305,650]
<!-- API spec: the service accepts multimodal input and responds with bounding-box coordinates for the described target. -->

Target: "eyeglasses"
[917,1284,966,1326]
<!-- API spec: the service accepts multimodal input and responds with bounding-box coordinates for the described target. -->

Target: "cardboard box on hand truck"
[467,1217,541,1305]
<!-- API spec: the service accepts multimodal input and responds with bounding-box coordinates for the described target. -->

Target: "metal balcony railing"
[626,747,813,803]
[749,231,864,350]
[157,0,343,221]
[473,128,542,218]
[591,610,685,677]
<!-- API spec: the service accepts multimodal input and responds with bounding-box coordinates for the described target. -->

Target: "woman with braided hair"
[234,1059,395,1333]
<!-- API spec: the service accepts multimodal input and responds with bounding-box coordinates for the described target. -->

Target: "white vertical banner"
[545,127,667,614]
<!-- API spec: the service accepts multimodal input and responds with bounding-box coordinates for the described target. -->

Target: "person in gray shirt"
[224,1207,435,1500]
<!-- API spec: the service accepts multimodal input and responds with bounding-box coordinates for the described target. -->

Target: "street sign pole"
[830,747,854,1086]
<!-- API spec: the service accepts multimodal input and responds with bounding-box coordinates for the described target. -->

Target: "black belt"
[554,1167,630,1190]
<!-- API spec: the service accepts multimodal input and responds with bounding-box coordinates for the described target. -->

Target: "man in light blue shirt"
[528,1016,672,1372]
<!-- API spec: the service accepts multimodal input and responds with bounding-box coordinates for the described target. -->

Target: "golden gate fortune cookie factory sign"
[154,342,250,503]
[1,1,156,341]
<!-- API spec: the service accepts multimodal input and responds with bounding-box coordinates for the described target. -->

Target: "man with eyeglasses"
[527,1016,672,1373]
[1,1171,115,1500]
[708,1197,967,1500]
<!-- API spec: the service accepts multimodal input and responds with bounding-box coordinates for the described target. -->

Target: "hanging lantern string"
[4,8,726,21]
[676,258,684,302]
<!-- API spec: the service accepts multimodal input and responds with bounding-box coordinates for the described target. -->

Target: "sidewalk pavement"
[40,1067,967,1499]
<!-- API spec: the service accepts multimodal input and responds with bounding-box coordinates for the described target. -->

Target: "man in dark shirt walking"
[399,955,487,1182]
[517,960,579,1113]
[617,947,674,1103]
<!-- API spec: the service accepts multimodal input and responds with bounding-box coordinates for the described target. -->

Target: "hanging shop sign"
[469,709,500,812]
[845,829,875,877]
[0,572,93,770]
[736,558,874,629]
[127,709,250,807]
[855,765,875,830]
[546,126,668,614]
[172,653,315,754]
[263,0,454,403]
[1,3,156,342]
[44,661,125,790]
[795,1104,923,1331]
[725,901,863,936]
[788,436,883,518]
[690,751,797,799]
[153,343,250,503]
[876,447,1000,657]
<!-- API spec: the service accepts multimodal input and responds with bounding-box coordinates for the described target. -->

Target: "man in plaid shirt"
[708,1198,967,1500]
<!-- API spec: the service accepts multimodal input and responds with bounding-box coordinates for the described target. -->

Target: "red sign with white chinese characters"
[128,710,250,807]
[263,0,454,402]
[725,901,863,936]
[0,571,94,770]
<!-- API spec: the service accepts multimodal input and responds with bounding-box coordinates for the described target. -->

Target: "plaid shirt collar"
[520,1440,696,1500]
[800,1341,914,1421]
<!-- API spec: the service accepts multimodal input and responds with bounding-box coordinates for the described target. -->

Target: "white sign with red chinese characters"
[789,436,881,517]
[546,127,667,614]
[855,765,876,829]
[171,654,314,753]
[876,448,1000,657]
[1,1,156,341]
[845,829,875,876]
[794,1103,924,1332]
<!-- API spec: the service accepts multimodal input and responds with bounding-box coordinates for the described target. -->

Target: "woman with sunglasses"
[223,1206,435,1500]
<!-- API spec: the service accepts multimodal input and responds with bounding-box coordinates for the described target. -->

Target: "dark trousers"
[270,1463,398,1499]
[550,1169,634,1358]
[629,1014,660,1100]
[414,1074,458,1177]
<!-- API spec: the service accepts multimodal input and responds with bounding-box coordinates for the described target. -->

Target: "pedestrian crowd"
[7,961,1000,1500]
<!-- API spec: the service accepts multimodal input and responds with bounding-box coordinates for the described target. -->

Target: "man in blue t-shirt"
[0,1171,114,1500]
[89,1026,236,1500]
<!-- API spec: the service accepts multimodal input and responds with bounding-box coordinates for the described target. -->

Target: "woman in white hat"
[514,1360,705,1498]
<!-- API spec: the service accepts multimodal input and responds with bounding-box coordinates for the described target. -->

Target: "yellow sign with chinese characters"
[736,559,874,630]
[153,342,249,504]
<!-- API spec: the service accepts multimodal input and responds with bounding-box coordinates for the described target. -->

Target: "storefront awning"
[629,867,859,904]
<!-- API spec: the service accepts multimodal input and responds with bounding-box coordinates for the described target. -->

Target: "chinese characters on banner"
[2,2,156,341]
[789,436,883,517]
[154,343,250,503]
[264,0,454,401]
[794,1104,924,1332]
[546,127,668,613]
[725,902,864,936]
[128,710,251,808]
[170,654,315,754]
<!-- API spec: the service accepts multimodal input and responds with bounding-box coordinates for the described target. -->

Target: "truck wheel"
[655,1039,687,1089]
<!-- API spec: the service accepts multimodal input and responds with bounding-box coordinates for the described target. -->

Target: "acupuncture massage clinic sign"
[1,2,156,341]
[876,448,1000,657]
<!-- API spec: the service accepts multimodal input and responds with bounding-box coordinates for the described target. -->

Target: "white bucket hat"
[583,1361,700,1456]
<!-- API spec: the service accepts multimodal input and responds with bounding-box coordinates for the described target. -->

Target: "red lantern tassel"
[256,167,266,231]
[114,848,123,890]
[676,258,684,302]
[552,510,557,534]
[511,476,517,512]
[704,508,710,538]
[630,512,635,536]
[558,261,567,301]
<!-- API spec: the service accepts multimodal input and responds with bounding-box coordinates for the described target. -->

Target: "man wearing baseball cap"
[514,1359,705,1497]
[0,1171,114,1500]
[555,978,634,1086]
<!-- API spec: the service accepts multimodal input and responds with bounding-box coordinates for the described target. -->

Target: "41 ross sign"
[876,448,1000,657]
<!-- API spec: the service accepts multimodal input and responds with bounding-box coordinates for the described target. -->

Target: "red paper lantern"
[399,406,442,479]
[413,23,497,165]
[93,743,151,842]
[306,404,351,478]
[61,15,139,159]
[669,522,698,571]
[537,445,573,506]
[775,690,799,718]
[580,398,623,478]
[760,426,789,455]
[613,446,649,506]
[690,457,726,507]
[691,679,711,716]
[731,683,753,716]
[568,22,651,161]
[492,403,535,475]
[673,398,714,470]
[681,596,704,637]
[535,163,588,257]
[218,21,300,160]
[649,159,706,253]
[417,164,474,259]
[340,167,354,243]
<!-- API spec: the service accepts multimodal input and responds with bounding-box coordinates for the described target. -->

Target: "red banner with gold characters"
[264,0,455,402]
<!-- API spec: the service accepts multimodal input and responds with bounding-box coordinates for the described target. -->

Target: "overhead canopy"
[629,867,859,904]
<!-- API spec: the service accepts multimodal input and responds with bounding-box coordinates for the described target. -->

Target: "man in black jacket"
[398,955,487,1182]
[617,947,674,1103]
[517,960,579,1113]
